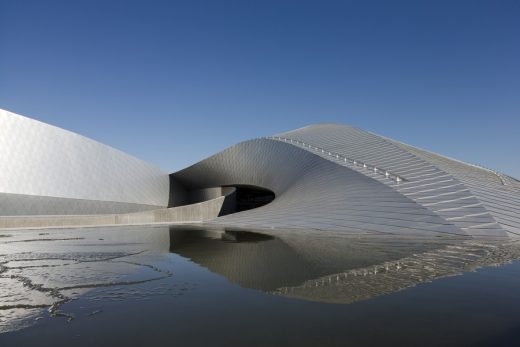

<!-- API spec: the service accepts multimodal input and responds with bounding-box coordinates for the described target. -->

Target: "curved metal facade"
[173,139,463,236]
[174,124,520,238]
[272,124,520,236]
[1,109,519,238]
[0,109,169,215]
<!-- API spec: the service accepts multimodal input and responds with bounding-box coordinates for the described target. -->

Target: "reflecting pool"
[1,225,520,346]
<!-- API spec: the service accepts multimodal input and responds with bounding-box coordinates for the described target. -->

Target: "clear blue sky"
[1,0,519,176]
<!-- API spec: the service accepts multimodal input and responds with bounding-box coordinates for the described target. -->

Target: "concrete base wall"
[0,188,236,230]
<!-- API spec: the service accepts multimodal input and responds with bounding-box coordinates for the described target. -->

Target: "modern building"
[1,108,519,237]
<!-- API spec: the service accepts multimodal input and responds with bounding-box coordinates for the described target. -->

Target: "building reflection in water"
[169,226,519,304]
[2,225,520,334]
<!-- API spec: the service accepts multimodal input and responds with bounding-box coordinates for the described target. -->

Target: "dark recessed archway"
[225,185,275,213]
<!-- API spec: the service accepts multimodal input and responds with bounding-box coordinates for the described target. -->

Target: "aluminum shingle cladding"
[269,124,520,237]
[174,124,519,238]
[0,109,169,215]
[2,109,518,238]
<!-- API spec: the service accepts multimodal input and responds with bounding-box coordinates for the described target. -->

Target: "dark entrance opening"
[230,185,275,212]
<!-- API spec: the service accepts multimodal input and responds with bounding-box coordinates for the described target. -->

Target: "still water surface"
[1,225,520,346]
